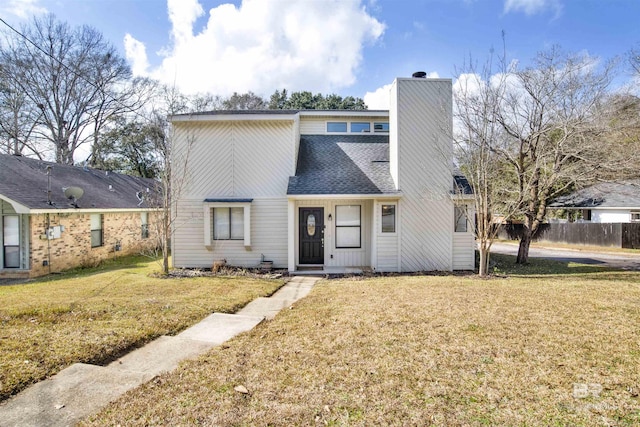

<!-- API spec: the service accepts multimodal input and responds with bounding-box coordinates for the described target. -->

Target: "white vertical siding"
[299,117,326,135]
[173,122,234,197]
[391,78,454,271]
[172,120,295,198]
[373,200,399,272]
[453,234,475,270]
[233,121,295,196]
[293,115,301,175]
[173,197,288,269]
[171,119,295,269]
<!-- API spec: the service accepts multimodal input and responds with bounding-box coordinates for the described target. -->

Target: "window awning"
[203,198,253,203]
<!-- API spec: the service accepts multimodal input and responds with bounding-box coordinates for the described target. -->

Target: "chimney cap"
[412,71,427,78]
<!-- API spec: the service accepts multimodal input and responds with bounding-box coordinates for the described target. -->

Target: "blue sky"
[1,0,638,108]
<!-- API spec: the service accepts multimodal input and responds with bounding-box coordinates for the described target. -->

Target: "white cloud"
[124,34,150,76]
[503,0,562,17]
[0,0,46,19]
[364,83,392,110]
[129,0,385,96]
[167,0,204,46]
[364,72,439,110]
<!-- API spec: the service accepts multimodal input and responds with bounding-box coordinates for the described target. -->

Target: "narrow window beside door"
[335,205,361,248]
[381,204,396,233]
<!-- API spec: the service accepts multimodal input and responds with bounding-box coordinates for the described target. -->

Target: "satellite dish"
[62,186,84,208]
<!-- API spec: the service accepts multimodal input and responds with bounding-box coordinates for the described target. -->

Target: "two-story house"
[169,76,475,273]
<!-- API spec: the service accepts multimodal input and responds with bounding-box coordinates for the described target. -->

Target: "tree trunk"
[516,231,532,264]
[478,247,490,277]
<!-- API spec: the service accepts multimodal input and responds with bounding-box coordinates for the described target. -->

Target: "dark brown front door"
[299,208,324,264]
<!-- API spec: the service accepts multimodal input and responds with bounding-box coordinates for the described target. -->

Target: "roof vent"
[412,71,427,78]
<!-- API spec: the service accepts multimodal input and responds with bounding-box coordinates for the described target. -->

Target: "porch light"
[328,213,332,221]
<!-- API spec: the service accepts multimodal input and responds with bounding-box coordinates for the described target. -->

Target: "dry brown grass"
[83,264,640,426]
[0,256,283,401]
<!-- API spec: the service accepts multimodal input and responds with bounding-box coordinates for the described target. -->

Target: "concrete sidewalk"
[0,276,319,427]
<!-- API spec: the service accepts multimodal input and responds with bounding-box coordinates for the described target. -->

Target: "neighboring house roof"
[549,180,640,208]
[453,168,473,195]
[0,154,158,211]
[287,135,399,195]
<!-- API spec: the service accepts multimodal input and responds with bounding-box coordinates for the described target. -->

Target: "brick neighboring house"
[0,154,159,278]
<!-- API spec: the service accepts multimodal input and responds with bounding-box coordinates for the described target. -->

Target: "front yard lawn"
[84,258,640,426]
[0,256,284,401]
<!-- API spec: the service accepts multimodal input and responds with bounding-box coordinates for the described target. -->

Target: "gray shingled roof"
[287,134,399,195]
[549,180,640,208]
[0,154,158,210]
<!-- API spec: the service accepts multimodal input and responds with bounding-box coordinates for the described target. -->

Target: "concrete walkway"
[0,276,319,427]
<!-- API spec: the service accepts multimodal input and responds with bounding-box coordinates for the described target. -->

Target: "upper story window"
[350,122,371,133]
[374,122,389,132]
[326,120,389,134]
[327,122,347,132]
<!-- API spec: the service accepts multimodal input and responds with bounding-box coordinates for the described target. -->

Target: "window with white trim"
[327,122,347,132]
[454,206,467,232]
[3,215,20,268]
[325,121,389,134]
[374,122,389,132]
[350,122,370,133]
[90,214,103,247]
[336,205,361,248]
[213,207,244,240]
[203,201,251,247]
[631,212,640,222]
[141,212,149,239]
[381,204,396,233]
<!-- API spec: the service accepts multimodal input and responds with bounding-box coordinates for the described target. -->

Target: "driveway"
[491,242,640,270]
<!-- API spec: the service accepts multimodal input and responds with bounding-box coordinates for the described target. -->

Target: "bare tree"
[455,46,631,268]
[139,84,194,274]
[0,14,133,163]
[0,58,43,156]
[494,47,619,263]
[454,47,517,276]
[87,76,156,166]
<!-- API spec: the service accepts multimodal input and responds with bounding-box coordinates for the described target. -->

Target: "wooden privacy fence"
[498,222,640,249]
